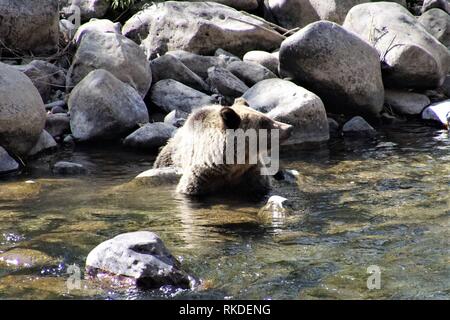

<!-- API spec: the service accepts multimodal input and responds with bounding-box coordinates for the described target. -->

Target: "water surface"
[0,122,448,299]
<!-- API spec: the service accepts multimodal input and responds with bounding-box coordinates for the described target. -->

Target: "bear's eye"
[259,118,272,129]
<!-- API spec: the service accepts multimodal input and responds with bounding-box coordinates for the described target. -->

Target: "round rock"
[85,231,194,289]
[0,62,46,156]
[279,21,384,117]
[68,69,149,141]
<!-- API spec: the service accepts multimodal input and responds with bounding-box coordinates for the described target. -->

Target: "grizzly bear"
[154,98,293,197]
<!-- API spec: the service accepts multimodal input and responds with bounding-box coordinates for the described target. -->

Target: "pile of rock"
[2,1,450,166]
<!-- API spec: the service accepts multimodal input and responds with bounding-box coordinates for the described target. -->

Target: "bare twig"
[239,10,289,34]
[283,27,300,36]
[225,16,286,41]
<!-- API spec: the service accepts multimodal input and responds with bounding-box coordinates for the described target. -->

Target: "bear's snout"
[276,122,294,142]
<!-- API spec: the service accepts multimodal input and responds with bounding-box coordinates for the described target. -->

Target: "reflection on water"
[0,122,449,299]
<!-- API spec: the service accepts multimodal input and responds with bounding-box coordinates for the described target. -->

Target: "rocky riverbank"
[1,1,449,176]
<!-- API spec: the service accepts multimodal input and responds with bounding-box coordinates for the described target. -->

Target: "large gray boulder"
[150,55,209,92]
[0,147,19,174]
[279,21,384,116]
[122,1,283,59]
[0,63,46,156]
[0,0,59,54]
[419,8,450,49]
[86,231,194,289]
[68,69,149,141]
[60,0,109,22]
[243,79,329,145]
[343,2,450,89]
[265,0,372,29]
[150,79,217,114]
[123,123,176,150]
[67,31,152,97]
[73,19,122,44]
[14,61,66,103]
[421,0,450,13]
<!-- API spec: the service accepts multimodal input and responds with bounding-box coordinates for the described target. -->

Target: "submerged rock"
[0,248,58,269]
[0,181,42,201]
[258,195,293,223]
[134,167,183,186]
[273,169,300,185]
[0,274,102,299]
[342,116,377,137]
[422,100,450,128]
[122,1,283,59]
[52,161,87,175]
[86,231,195,289]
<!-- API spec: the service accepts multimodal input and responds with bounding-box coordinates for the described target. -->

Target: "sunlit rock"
[86,231,196,289]
[422,100,450,128]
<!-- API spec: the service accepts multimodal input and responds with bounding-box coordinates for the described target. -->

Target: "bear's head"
[181,99,293,168]
[220,98,293,144]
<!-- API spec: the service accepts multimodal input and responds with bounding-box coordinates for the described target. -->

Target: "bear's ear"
[220,107,241,129]
[234,97,249,107]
